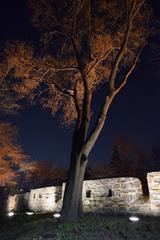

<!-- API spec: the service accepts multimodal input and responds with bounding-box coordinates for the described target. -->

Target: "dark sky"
[0,0,160,167]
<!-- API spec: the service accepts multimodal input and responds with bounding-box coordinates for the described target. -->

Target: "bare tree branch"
[109,0,144,91]
[87,49,113,76]
[51,82,74,97]
[81,0,146,156]
[35,60,78,72]
[0,68,11,82]
[73,0,88,33]
[115,43,147,94]
[37,69,50,83]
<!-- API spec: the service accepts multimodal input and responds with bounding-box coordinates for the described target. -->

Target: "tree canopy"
[0,122,28,186]
[3,0,151,126]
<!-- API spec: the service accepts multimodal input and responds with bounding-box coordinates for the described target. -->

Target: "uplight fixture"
[26,211,34,215]
[7,211,14,217]
[129,216,139,222]
[53,213,61,218]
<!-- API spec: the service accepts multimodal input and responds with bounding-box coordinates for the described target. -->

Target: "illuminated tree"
[0,122,27,186]
[0,52,20,114]
[3,0,152,220]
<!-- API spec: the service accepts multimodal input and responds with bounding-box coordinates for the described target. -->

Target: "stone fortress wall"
[147,172,160,214]
[82,177,142,214]
[6,172,160,216]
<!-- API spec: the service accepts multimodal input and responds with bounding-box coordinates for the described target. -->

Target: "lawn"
[0,213,160,240]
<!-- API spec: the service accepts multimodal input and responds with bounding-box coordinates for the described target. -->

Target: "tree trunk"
[61,95,114,221]
[61,151,88,221]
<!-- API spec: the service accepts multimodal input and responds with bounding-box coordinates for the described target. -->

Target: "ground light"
[7,211,14,217]
[26,211,34,216]
[129,216,139,222]
[53,213,61,218]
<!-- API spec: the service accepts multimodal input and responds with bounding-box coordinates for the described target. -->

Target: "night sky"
[0,0,160,167]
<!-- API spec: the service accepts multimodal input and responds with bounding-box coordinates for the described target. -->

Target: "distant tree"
[111,136,152,176]
[136,147,150,176]
[3,0,153,220]
[110,136,151,194]
[150,143,160,170]
[24,160,67,188]
[95,163,113,178]
[110,136,136,176]
[85,162,112,179]
[0,122,28,187]
[136,146,150,195]
[85,165,96,179]
[110,144,122,172]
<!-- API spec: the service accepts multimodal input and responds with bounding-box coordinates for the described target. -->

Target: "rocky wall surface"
[147,172,160,215]
[7,192,29,212]
[7,195,17,212]
[6,173,160,216]
[28,186,57,212]
[6,177,143,214]
[82,177,142,214]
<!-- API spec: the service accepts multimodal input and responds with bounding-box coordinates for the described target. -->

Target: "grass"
[0,213,160,240]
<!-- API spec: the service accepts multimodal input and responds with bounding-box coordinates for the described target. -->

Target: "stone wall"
[28,187,56,212]
[7,192,29,212]
[28,186,63,212]
[82,177,142,214]
[6,177,142,214]
[7,186,63,213]
[147,172,160,215]
[6,172,160,216]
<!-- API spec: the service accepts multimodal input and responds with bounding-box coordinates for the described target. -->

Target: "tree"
[110,144,122,173]
[150,143,160,171]
[136,147,150,175]
[0,122,29,212]
[110,136,151,176]
[85,162,112,179]
[0,49,29,194]
[3,0,152,220]
[0,122,27,187]
[0,51,20,114]
[24,160,67,188]
[110,136,136,176]
[136,146,150,195]
[110,136,151,194]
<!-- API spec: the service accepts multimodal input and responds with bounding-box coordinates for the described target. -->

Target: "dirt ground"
[0,213,160,240]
